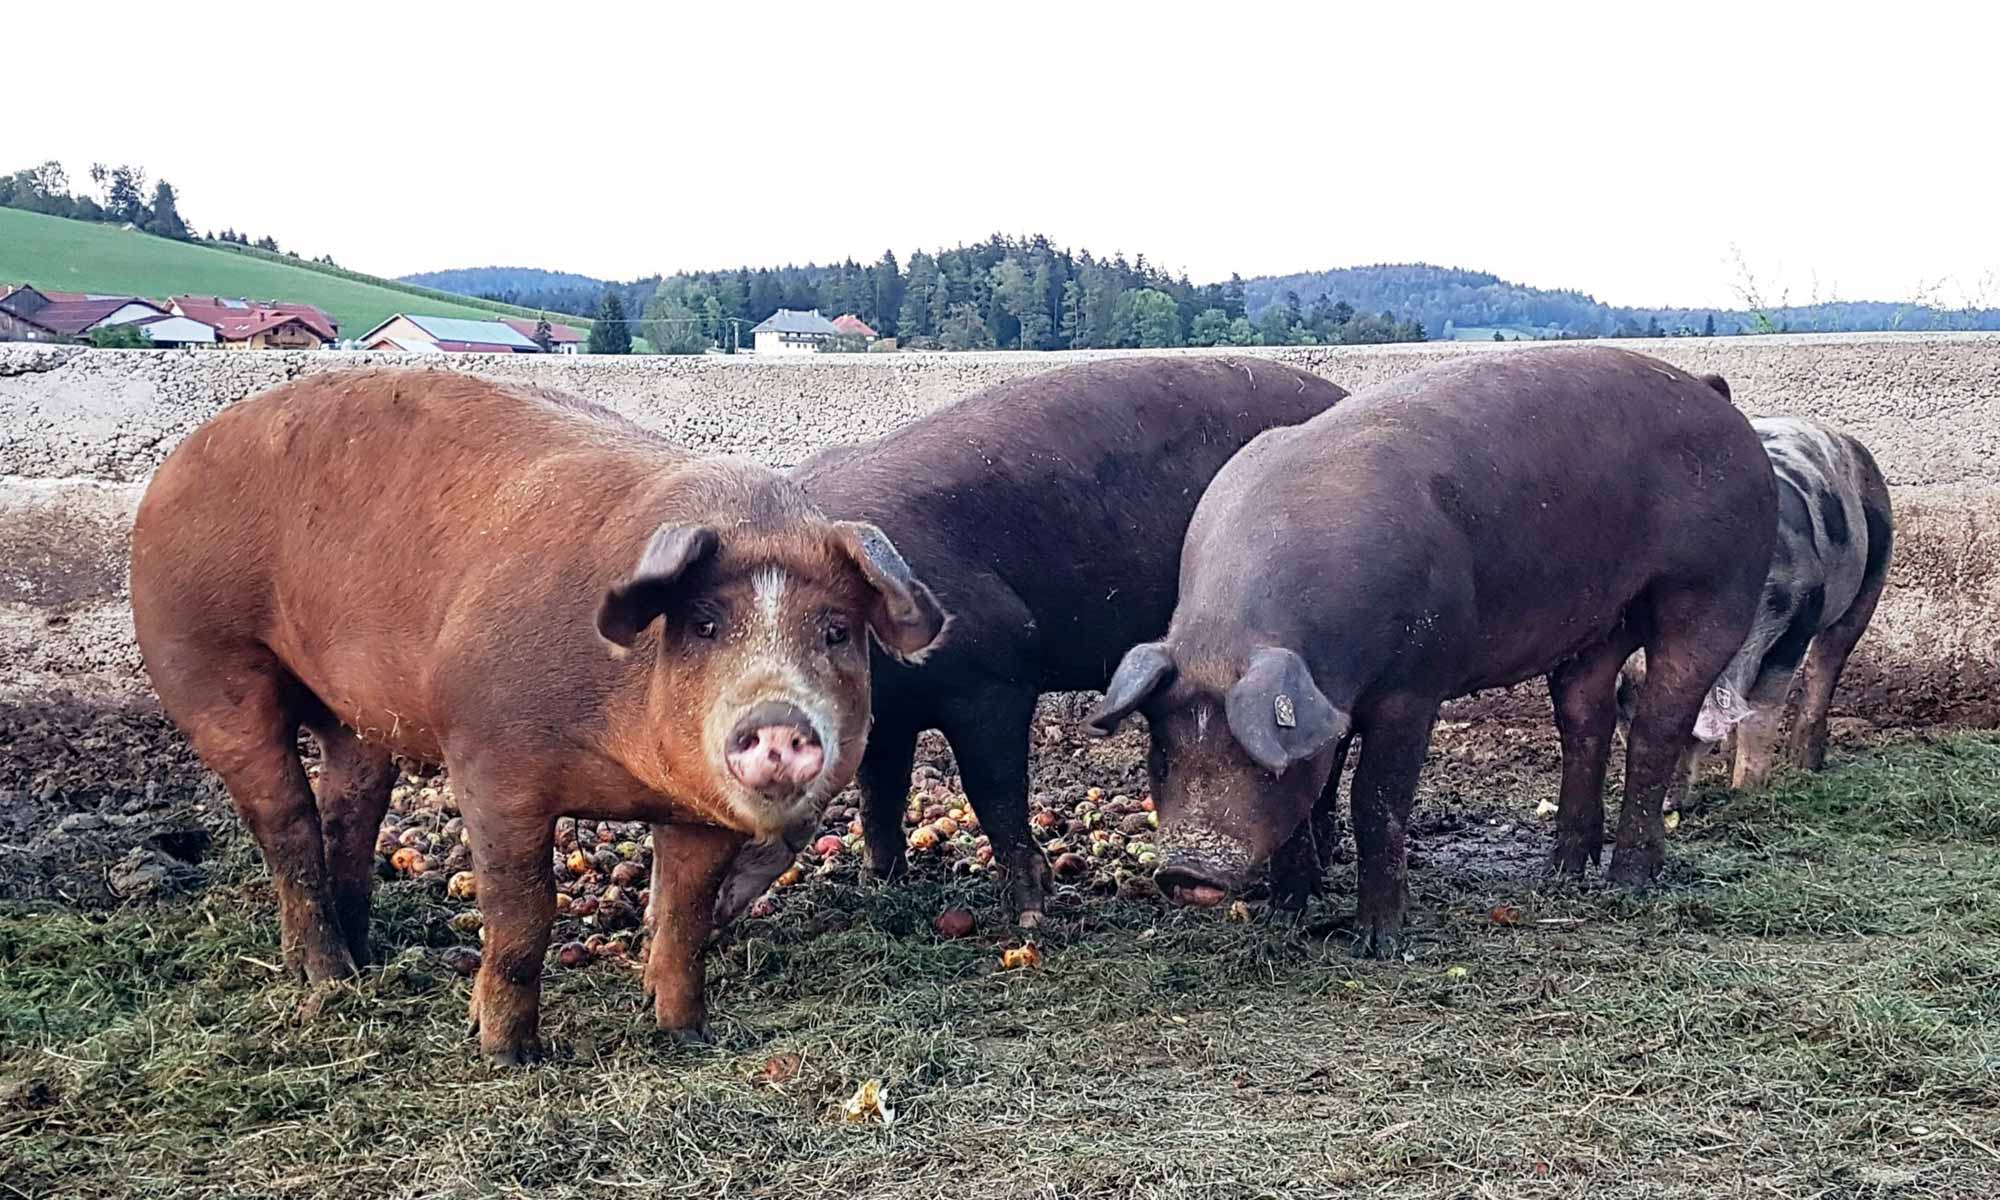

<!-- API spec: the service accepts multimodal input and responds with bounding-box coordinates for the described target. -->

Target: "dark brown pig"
[129,370,944,1064]
[1089,346,1775,956]
[713,358,1348,926]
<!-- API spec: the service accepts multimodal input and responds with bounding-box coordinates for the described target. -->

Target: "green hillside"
[0,207,586,339]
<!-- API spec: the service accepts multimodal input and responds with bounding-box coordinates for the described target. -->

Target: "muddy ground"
[0,684,1883,920]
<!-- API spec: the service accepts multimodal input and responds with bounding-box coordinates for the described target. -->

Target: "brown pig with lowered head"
[129,370,946,1064]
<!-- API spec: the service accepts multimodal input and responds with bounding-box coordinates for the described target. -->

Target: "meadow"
[3,716,1996,1199]
[0,209,583,339]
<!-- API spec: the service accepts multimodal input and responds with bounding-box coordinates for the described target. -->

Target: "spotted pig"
[1620,413,1893,793]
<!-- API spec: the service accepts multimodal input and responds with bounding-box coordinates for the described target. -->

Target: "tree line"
[621,234,1429,354]
[2,160,189,240]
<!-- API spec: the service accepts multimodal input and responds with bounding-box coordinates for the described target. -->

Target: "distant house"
[751,308,841,354]
[170,296,338,350]
[501,318,585,354]
[356,313,546,353]
[0,285,170,342]
[132,315,219,348]
[830,314,878,339]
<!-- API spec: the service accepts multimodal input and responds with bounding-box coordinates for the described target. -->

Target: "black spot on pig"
[1818,490,1851,546]
[1776,475,1814,542]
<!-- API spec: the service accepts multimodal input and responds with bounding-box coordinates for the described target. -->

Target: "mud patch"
[0,693,229,905]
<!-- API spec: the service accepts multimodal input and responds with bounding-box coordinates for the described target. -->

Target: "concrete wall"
[3,334,1996,727]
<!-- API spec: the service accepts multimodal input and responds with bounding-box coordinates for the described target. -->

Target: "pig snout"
[725,701,826,794]
[1154,831,1254,908]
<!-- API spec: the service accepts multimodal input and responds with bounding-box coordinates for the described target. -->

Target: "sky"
[6,1,1995,310]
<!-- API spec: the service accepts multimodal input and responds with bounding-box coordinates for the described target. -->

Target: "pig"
[1088,347,1776,956]
[712,357,1349,927]
[129,370,944,1064]
[1617,414,1893,796]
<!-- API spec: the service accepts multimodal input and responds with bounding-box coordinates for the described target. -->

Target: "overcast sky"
[7,2,1994,309]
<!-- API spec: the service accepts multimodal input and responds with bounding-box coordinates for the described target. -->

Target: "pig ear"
[596,524,720,651]
[1224,647,1349,775]
[831,521,948,663]
[1087,642,1175,736]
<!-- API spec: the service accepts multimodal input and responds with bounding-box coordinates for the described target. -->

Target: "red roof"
[3,295,165,337]
[502,317,584,345]
[171,295,338,341]
[831,314,877,337]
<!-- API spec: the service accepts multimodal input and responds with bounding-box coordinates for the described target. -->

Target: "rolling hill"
[1241,263,2000,339]
[0,208,586,339]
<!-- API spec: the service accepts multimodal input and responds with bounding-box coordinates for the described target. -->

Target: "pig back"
[795,357,1346,689]
[132,370,711,733]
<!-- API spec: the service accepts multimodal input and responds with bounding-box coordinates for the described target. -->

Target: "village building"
[0,286,170,342]
[356,313,546,353]
[131,315,219,347]
[501,317,585,354]
[169,296,339,350]
[751,308,841,354]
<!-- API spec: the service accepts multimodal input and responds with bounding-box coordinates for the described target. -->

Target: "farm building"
[501,317,586,353]
[131,315,219,347]
[830,313,878,339]
[752,308,841,354]
[169,296,339,350]
[356,313,546,353]
[0,285,170,342]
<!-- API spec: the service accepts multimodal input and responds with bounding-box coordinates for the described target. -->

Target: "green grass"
[0,208,587,341]
[3,733,1998,1198]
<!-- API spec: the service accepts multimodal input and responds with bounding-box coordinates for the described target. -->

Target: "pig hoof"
[1349,928,1403,961]
[1016,909,1045,930]
[482,1037,544,1068]
[866,852,908,882]
[1546,836,1601,880]
[665,1020,714,1047]
[301,944,360,984]
[1605,850,1663,889]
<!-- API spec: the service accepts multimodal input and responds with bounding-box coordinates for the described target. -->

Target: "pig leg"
[1610,591,1747,886]
[644,821,747,1044]
[1731,602,1822,789]
[306,717,397,966]
[1548,638,1634,877]
[1729,665,1801,790]
[1269,734,1352,913]
[856,719,922,882]
[1789,562,1886,772]
[459,793,555,1066]
[1347,698,1437,959]
[149,643,354,982]
[941,688,1051,926]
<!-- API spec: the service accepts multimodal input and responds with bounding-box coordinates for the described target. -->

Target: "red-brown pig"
[129,370,945,1064]
[1090,347,1775,956]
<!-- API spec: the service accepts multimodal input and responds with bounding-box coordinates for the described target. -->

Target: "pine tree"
[588,291,632,354]
[144,180,188,238]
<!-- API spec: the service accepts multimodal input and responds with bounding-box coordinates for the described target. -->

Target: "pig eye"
[824,619,850,647]
[692,618,718,640]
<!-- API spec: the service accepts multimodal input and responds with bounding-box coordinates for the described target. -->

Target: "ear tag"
[1275,693,1297,728]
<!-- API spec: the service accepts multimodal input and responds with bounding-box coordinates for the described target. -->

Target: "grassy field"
[3,730,1998,1198]
[0,208,586,340]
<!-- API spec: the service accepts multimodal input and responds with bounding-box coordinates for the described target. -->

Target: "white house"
[751,308,841,354]
[133,315,219,347]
